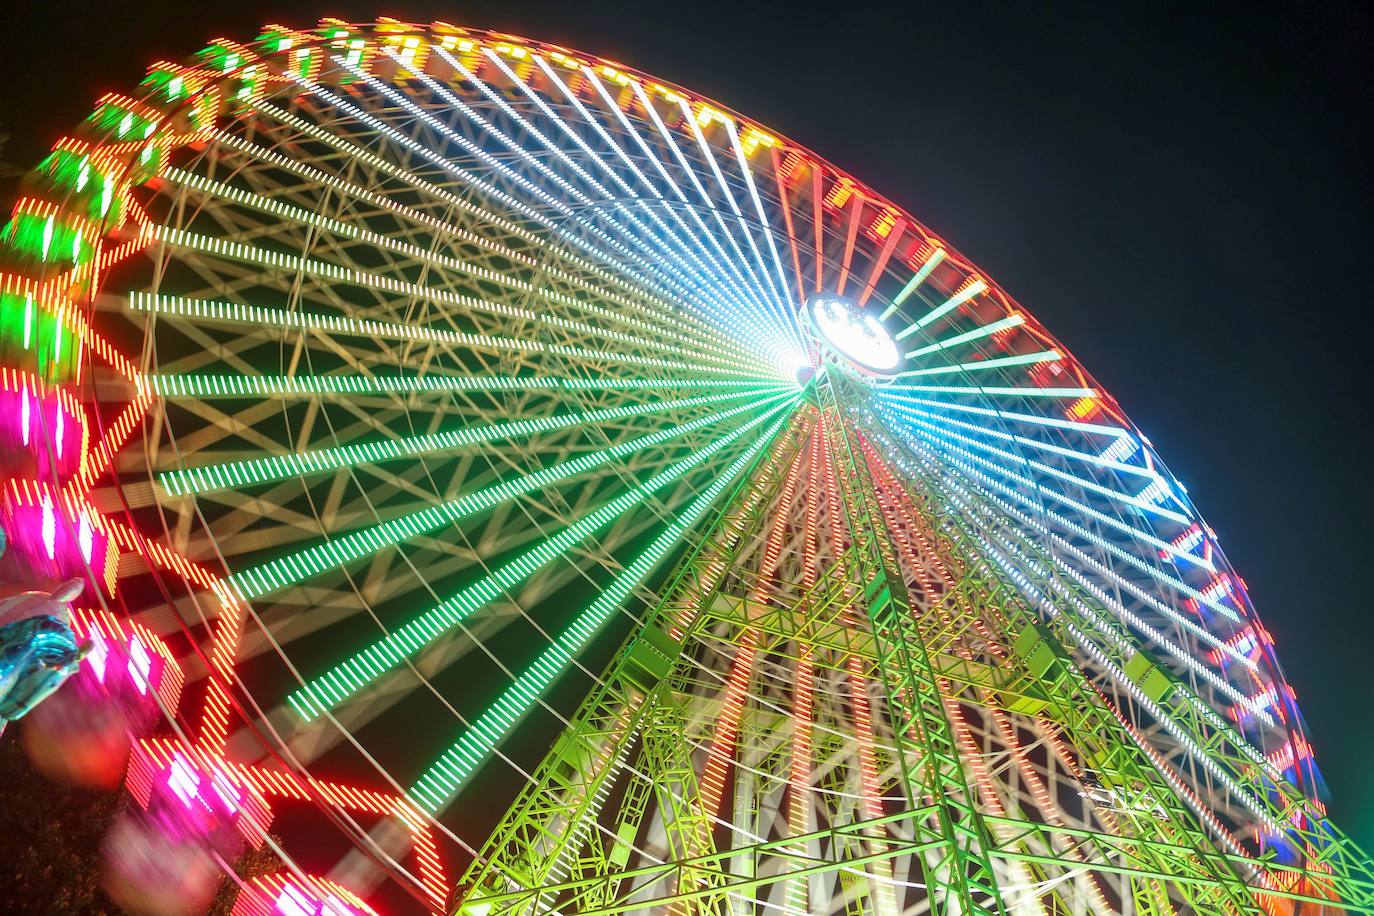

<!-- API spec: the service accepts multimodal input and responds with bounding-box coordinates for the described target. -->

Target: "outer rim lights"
[807,294,902,377]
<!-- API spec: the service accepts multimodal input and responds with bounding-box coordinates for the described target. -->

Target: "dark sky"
[5,0,1372,848]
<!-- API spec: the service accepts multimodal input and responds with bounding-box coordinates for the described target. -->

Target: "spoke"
[408,406,796,811]
[147,373,777,398]
[228,391,794,601]
[159,386,785,495]
[289,395,797,723]
[903,313,1026,359]
[879,246,948,320]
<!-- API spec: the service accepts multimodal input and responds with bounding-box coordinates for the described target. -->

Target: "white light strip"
[880,247,948,320]
[144,228,763,379]
[904,313,1025,358]
[894,279,989,340]
[676,98,806,356]
[243,103,753,361]
[885,407,1208,563]
[878,409,1239,619]
[472,49,800,376]
[898,350,1062,378]
[155,172,764,377]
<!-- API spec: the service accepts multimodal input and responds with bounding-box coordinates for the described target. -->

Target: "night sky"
[5,0,1372,849]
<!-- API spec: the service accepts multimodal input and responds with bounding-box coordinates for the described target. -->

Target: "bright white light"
[808,295,901,374]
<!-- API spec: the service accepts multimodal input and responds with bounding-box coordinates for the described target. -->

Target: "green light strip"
[146,374,782,399]
[145,227,762,378]
[159,386,781,496]
[287,397,795,721]
[133,290,540,353]
[898,349,1061,379]
[879,247,947,320]
[408,408,793,812]
[893,279,989,340]
[151,167,764,376]
[904,314,1025,359]
[229,391,794,602]
[132,291,761,379]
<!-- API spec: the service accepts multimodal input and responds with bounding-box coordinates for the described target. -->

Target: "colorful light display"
[0,18,1367,916]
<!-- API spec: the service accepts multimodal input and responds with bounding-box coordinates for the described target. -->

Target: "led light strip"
[904,313,1025,359]
[488,50,802,374]
[407,408,795,811]
[881,431,1263,712]
[159,166,766,376]
[875,416,1246,631]
[132,287,760,379]
[676,97,807,357]
[159,386,780,496]
[288,396,796,720]
[228,391,793,600]
[144,226,762,379]
[898,349,1062,379]
[243,101,750,357]
[311,62,745,338]
[881,399,1190,525]
[394,50,762,343]
[146,373,779,399]
[887,383,1098,399]
[884,437,1284,823]
[438,48,775,353]
[893,279,989,339]
[880,247,948,320]
[882,406,1208,566]
[629,81,803,355]
[593,69,800,368]
[878,392,1158,482]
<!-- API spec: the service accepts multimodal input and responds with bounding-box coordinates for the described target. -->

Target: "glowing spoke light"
[880,247,948,320]
[888,383,1098,399]
[408,409,793,811]
[159,387,781,496]
[893,279,989,340]
[230,392,793,601]
[160,166,766,374]
[898,349,1061,378]
[883,408,1207,563]
[243,101,747,355]
[147,373,779,400]
[288,397,796,720]
[877,392,1157,481]
[144,228,765,379]
[904,313,1025,359]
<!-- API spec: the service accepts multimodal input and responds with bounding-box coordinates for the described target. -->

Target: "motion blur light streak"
[0,17,1368,916]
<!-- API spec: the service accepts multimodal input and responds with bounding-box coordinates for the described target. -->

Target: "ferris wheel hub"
[806,294,902,379]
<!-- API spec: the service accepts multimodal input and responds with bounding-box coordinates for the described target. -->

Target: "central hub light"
[807,294,901,376]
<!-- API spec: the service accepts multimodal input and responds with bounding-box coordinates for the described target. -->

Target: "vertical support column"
[819,373,1007,916]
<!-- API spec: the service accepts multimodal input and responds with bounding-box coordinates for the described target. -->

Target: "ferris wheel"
[0,18,1369,916]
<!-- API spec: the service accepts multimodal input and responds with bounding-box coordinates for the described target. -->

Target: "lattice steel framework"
[0,17,1369,915]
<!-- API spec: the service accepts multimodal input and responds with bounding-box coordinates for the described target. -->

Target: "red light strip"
[811,168,825,294]
[866,442,1119,909]
[835,195,863,297]
[770,146,809,307]
[697,445,805,819]
[857,216,906,308]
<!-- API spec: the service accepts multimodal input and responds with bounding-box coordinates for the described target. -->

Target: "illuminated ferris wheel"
[1,18,1370,915]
